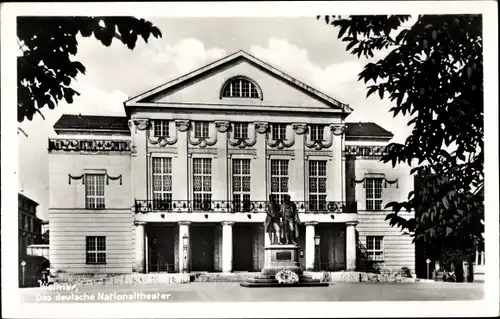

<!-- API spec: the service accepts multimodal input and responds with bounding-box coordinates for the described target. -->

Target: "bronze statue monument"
[264,194,301,245]
[280,194,300,245]
[242,194,326,287]
[264,194,282,244]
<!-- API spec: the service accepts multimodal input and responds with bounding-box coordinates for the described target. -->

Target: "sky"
[17,17,414,220]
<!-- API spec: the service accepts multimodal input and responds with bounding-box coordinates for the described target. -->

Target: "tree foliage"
[17,17,162,122]
[318,15,484,258]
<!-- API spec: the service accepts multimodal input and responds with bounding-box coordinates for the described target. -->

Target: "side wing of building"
[48,117,133,274]
[344,125,415,274]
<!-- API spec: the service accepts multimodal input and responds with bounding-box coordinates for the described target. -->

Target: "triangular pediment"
[125,51,352,113]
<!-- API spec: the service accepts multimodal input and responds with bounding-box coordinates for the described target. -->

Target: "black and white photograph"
[1,1,498,318]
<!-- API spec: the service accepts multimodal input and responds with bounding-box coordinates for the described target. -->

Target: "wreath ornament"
[275,270,300,285]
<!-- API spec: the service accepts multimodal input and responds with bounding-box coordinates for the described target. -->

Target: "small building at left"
[18,193,48,287]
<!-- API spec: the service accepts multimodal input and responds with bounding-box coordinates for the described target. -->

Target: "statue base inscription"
[240,244,328,288]
[261,244,303,276]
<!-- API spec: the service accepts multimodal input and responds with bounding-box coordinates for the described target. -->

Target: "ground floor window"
[366,236,384,261]
[86,236,106,264]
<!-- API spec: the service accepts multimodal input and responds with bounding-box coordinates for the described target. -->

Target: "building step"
[240,281,329,288]
[51,271,418,286]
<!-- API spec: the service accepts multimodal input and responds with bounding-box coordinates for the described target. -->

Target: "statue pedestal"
[240,244,328,288]
[261,244,303,276]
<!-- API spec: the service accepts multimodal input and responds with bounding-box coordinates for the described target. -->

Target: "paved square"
[20,281,484,303]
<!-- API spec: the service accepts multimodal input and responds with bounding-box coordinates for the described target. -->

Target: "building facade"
[18,193,46,286]
[19,193,43,257]
[48,51,415,275]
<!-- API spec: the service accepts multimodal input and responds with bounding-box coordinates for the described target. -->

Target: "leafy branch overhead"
[17,16,162,122]
[318,15,484,258]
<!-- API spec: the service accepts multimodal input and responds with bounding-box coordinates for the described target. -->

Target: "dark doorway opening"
[233,224,255,271]
[317,224,346,271]
[147,224,176,272]
[191,224,215,272]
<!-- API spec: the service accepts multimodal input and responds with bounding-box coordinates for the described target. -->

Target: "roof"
[125,50,353,114]
[53,114,130,133]
[345,122,393,139]
[52,115,392,139]
[18,193,39,207]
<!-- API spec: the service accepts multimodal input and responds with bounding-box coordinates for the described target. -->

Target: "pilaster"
[178,221,191,272]
[134,221,146,273]
[173,120,190,203]
[221,221,235,273]
[305,221,318,271]
[346,221,358,271]
[331,124,345,202]
[131,119,149,202]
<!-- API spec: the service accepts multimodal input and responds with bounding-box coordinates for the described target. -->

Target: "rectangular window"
[86,236,106,264]
[232,159,251,212]
[23,216,29,231]
[271,124,287,140]
[366,236,384,261]
[476,250,485,266]
[270,159,289,203]
[193,158,212,210]
[366,178,383,211]
[310,125,324,141]
[153,120,169,137]
[309,160,327,211]
[85,174,105,209]
[152,157,172,210]
[194,122,209,138]
[233,123,248,139]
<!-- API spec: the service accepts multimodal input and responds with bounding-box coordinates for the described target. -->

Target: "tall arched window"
[221,77,261,99]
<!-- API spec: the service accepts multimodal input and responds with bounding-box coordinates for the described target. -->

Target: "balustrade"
[134,199,357,214]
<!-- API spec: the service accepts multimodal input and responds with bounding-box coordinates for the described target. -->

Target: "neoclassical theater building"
[48,51,415,275]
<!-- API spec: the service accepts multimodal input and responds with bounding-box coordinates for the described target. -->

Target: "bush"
[443,271,456,282]
[400,267,412,278]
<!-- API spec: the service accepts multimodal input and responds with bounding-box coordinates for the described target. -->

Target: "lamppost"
[426,258,431,279]
[314,235,320,271]
[182,234,189,273]
[21,260,26,287]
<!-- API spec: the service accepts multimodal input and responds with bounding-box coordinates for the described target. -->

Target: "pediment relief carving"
[132,118,150,131]
[175,120,190,132]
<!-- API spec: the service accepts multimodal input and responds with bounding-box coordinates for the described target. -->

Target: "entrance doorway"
[191,224,215,272]
[317,224,346,271]
[147,224,176,273]
[233,224,255,271]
